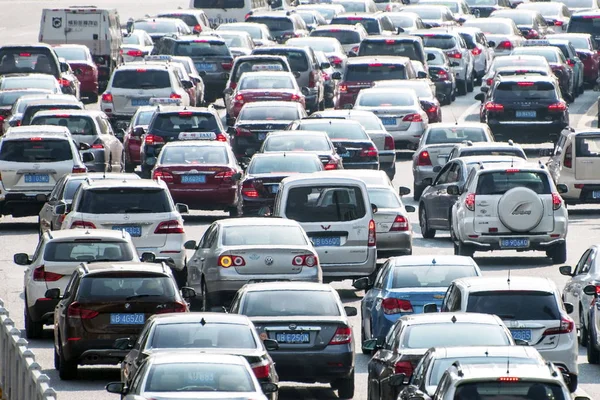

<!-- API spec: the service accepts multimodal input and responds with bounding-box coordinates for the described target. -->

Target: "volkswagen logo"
[125,303,131,309]
[264,256,274,265]
[289,324,297,330]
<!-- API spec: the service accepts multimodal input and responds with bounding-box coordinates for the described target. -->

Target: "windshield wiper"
[125,294,162,300]
[87,258,125,263]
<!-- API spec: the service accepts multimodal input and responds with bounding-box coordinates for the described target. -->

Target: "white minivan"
[273,172,377,281]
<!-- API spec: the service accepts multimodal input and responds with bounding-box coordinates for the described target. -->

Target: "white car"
[463,17,525,57]
[60,178,189,285]
[453,27,496,84]
[13,229,140,339]
[121,30,154,62]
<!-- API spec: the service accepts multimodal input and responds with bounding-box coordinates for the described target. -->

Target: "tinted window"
[407,8,443,19]
[243,290,341,316]
[234,60,287,81]
[135,110,156,126]
[493,12,534,25]
[239,105,300,120]
[476,170,550,195]
[453,382,565,400]
[391,265,478,288]
[512,48,559,62]
[426,127,487,144]
[563,0,595,8]
[311,29,361,45]
[220,33,248,48]
[429,357,539,386]
[466,291,561,320]
[368,189,400,208]
[145,363,254,392]
[358,92,416,107]
[222,225,308,245]
[346,64,407,81]
[78,275,176,300]
[459,148,526,158]
[246,17,294,32]
[112,70,171,89]
[359,41,420,60]
[576,136,600,157]
[53,47,88,61]
[174,41,230,57]
[64,179,85,200]
[23,104,82,125]
[152,113,219,134]
[459,33,476,49]
[193,0,244,8]
[44,241,134,262]
[285,185,367,222]
[263,135,331,151]
[0,90,48,107]
[298,121,368,139]
[1,76,57,91]
[417,35,456,50]
[31,116,96,135]
[247,155,322,174]
[122,35,144,45]
[0,139,72,162]
[334,1,367,12]
[331,17,379,34]
[239,74,294,89]
[464,21,512,35]
[0,51,59,77]
[134,20,180,33]
[159,13,197,27]
[288,39,340,53]
[255,50,309,71]
[151,322,257,349]
[493,82,558,102]
[77,188,172,213]
[160,146,228,165]
[388,14,416,28]
[403,323,511,348]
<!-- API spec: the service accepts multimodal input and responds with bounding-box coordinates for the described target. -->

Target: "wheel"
[88,93,98,104]
[141,167,152,179]
[419,205,436,239]
[54,343,60,370]
[467,73,474,93]
[58,342,77,380]
[413,184,424,201]
[361,325,371,355]
[24,304,43,339]
[588,323,600,364]
[580,307,589,347]
[107,156,113,173]
[334,375,355,399]
[568,373,578,392]
[201,280,211,311]
[228,203,241,217]
[457,79,467,96]
[318,98,325,111]
[124,161,135,173]
[173,266,187,288]
[548,242,567,264]
[457,241,474,257]
[119,151,125,172]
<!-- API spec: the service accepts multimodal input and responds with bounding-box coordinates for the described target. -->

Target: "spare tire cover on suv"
[497,187,544,232]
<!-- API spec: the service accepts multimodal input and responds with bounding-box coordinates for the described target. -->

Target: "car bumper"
[168,186,238,210]
[375,231,412,255]
[320,248,377,280]
[379,150,395,168]
[413,166,438,187]
[341,161,379,170]
[536,339,578,375]
[79,79,98,95]
[267,347,354,383]
[83,150,107,172]
[456,229,567,252]
[488,120,568,142]
[389,124,426,145]
[0,192,49,217]
[64,339,130,365]
[28,298,58,324]
[559,183,600,205]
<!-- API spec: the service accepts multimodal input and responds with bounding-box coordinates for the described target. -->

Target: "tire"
[124,161,135,173]
[24,305,43,339]
[119,151,125,172]
[580,307,589,347]
[419,205,436,239]
[173,266,187,288]
[568,373,578,393]
[334,375,355,399]
[318,98,325,111]
[58,342,77,380]
[467,73,474,93]
[54,343,60,370]
[88,93,98,104]
[141,167,151,179]
[588,323,600,364]
[229,203,241,217]
[107,156,113,173]
[457,241,474,257]
[413,184,424,201]
[549,242,567,264]
[457,79,467,96]
[361,325,371,355]
[201,280,211,312]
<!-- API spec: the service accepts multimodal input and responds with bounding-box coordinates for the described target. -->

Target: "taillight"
[236,127,252,137]
[67,302,99,319]
[251,361,271,379]
[382,298,414,314]
[222,62,233,71]
[351,46,359,54]
[292,254,317,267]
[567,59,575,67]
[329,56,343,66]
[126,49,143,57]
[471,47,482,56]
[229,82,237,90]
[91,143,104,149]
[390,215,409,232]
[548,101,567,112]
[402,113,423,122]
[486,78,493,86]
[394,361,414,376]
[497,41,513,50]
[170,93,182,99]
[384,135,395,151]
[33,265,63,282]
[72,166,86,173]
[242,181,259,197]
[152,170,174,183]
[71,221,96,229]
[552,192,563,210]
[437,69,449,80]
[484,102,504,112]
[291,94,301,101]
[465,193,476,211]
[194,24,202,33]
[214,170,235,183]
[360,146,378,157]
[526,29,539,39]
[154,220,184,234]
[325,158,339,170]
[235,94,244,102]
[145,134,165,145]
[309,70,317,88]
[58,78,70,87]
[564,149,572,168]
[329,326,352,345]
[215,133,227,142]
[368,219,376,247]
[447,50,462,59]
[218,255,246,268]
[101,92,113,103]
[339,84,348,93]
[543,316,574,335]
[156,301,187,313]
[417,151,431,166]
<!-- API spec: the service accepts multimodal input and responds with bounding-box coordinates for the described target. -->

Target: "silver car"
[517,2,571,34]
[463,18,525,57]
[184,217,322,310]
[309,24,369,56]
[286,36,347,73]
[480,54,550,92]
[121,30,154,62]
[216,22,276,47]
[296,4,346,24]
[216,30,255,57]
[386,12,428,33]
[368,184,414,256]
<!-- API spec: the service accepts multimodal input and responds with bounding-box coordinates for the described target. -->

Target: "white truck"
[39,6,123,91]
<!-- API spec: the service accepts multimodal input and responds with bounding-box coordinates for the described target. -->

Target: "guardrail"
[0,299,57,400]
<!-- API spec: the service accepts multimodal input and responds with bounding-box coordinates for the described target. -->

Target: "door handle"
[200,257,205,261]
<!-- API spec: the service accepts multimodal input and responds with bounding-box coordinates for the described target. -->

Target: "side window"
[49,177,65,201]
[382,16,394,31]
[385,320,402,348]
[564,143,573,165]
[63,272,79,299]
[130,361,148,392]
[441,285,454,312]
[434,373,453,400]
[135,323,152,350]
[574,249,592,275]
[374,261,391,288]
[230,293,241,313]
[554,135,567,156]
[198,225,215,249]
[411,355,429,387]
[31,237,46,263]
[447,163,461,183]
[434,163,453,185]
[449,288,462,311]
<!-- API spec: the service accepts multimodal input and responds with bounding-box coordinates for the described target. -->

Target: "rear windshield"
[239,74,294,90]
[219,24,263,39]
[174,41,230,57]
[403,323,511,348]
[476,171,550,195]
[263,135,331,151]
[333,0,366,12]
[78,275,176,300]
[254,50,309,71]
[220,34,248,48]
[53,47,87,61]
[358,92,416,107]
[576,136,600,157]
[430,357,539,386]
[349,113,384,130]
[346,64,407,81]
[497,69,546,78]
[248,155,322,174]
[285,185,367,222]
[151,322,257,349]
[493,82,558,102]
[426,127,487,144]
[493,12,533,25]
[151,113,219,134]
[1,76,56,91]
[112,70,171,89]
[246,16,293,32]
[558,36,590,50]
[0,50,59,77]
[23,104,82,124]
[359,41,420,60]
[159,13,197,27]
[391,265,478,288]
[459,148,526,158]
[417,35,456,50]
[234,60,287,82]
[160,145,228,165]
[242,290,340,316]
[0,90,47,107]
[331,17,379,34]
[239,105,300,120]
[134,110,155,126]
[222,225,308,245]
[311,29,360,45]
[134,20,179,33]
[368,189,400,208]
[408,8,443,19]
[298,122,368,140]
[466,291,560,320]
[464,21,512,35]
[31,116,96,135]
[569,16,600,35]
[77,188,172,213]
[493,57,548,69]
[453,382,566,400]
[0,139,72,162]
[44,241,134,262]
[122,34,144,45]
[512,49,559,63]
[192,0,244,8]
[564,0,595,8]
[145,363,253,392]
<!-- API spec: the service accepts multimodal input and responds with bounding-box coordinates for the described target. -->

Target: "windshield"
[346,64,407,81]
[152,113,219,134]
[391,265,478,288]
[53,47,88,61]
[379,82,431,97]
[359,41,420,60]
[159,13,197,27]
[0,90,47,107]
[466,291,561,320]
[243,290,340,316]
[298,121,368,140]
[0,50,59,77]
[464,20,512,34]
[349,113,384,130]
[160,146,228,165]
[221,35,247,48]
[555,36,590,50]
[306,7,337,19]
[368,189,400,208]
[144,362,254,392]
[403,323,511,348]
[79,275,176,300]
[263,135,330,151]
[112,70,170,89]
[0,139,72,162]
[493,82,558,102]
[239,75,294,90]
[222,225,308,245]
[465,0,496,5]
[512,49,559,62]
[239,105,299,120]
[151,322,256,349]
[248,155,322,174]
[44,241,134,262]
[234,60,287,81]
[358,92,416,107]
[219,24,262,39]
[31,115,95,135]
[285,185,367,222]
[417,35,456,50]
[493,12,533,25]
[569,16,600,35]
[453,382,566,400]
[174,41,230,57]
[429,357,539,386]
[254,50,309,71]
[134,20,178,33]
[406,8,442,19]
[77,188,172,213]
[246,16,293,32]
[426,127,487,144]
[311,29,360,45]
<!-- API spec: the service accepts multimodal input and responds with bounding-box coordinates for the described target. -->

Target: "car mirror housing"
[44,288,61,300]
[558,265,573,276]
[140,252,156,263]
[447,184,460,196]
[405,205,416,213]
[344,306,358,316]
[13,253,31,265]
[583,284,598,296]
[263,338,279,351]
[180,286,196,299]
[184,240,197,250]
[423,303,438,313]
[399,186,411,196]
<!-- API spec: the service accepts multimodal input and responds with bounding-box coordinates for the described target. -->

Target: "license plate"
[24,174,49,183]
[181,174,206,184]
[110,313,145,325]
[271,185,279,194]
[275,332,310,344]
[112,225,142,237]
[500,238,529,248]
[312,236,341,246]
[258,133,267,141]
[510,329,532,341]
[516,110,536,118]
[593,190,600,199]
[131,98,149,106]
[195,63,217,72]
[381,117,397,125]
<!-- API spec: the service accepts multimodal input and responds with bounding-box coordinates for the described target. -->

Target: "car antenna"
[507,268,511,288]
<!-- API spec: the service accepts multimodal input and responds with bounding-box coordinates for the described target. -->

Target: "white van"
[38,6,123,90]
[273,172,377,281]
[189,0,292,27]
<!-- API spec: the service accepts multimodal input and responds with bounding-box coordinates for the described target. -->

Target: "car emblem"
[289,324,297,330]
[264,256,274,265]
[433,294,444,299]
[124,215,130,220]
[511,203,532,216]
[125,303,131,309]
[321,225,331,230]
[32,164,40,169]
[249,253,260,261]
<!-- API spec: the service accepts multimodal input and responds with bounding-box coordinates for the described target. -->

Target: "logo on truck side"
[52,17,63,29]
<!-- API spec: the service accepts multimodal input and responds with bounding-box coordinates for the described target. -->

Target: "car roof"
[239,71,294,78]
[428,122,489,130]
[363,35,421,42]
[336,12,378,18]
[242,281,334,292]
[492,8,537,15]
[452,362,561,381]
[117,62,173,71]
[1,73,56,80]
[4,126,71,140]
[400,312,503,325]
[282,171,369,186]
[571,10,600,16]
[466,16,514,25]
[45,228,132,241]
[314,24,364,31]
[148,352,249,366]
[453,276,556,292]
[65,172,141,181]
[315,109,377,118]
[81,179,165,190]
[348,56,410,65]
[496,74,556,84]
[161,140,229,149]
[430,345,543,360]
[300,118,362,126]
[53,44,90,50]
[390,255,476,267]
[321,169,391,182]
[248,11,294,18]
[251,152,319,159]
[359,87,418,96]
[455,141,522,149]
[217,216,303,227]
[32,109,105,118]
[495,65,548,72]
[82,262,170,275]
[570,129,600,136]
[459,155,527,165]
[266,130,328,137]
[404,4,452,9]
[150,312,252,325]
[513,46,562,55]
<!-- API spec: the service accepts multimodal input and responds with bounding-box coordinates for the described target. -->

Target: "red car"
[123,106,158,172]
[553,33,600,86]
[53,44,99,103]
[226,71,306,124]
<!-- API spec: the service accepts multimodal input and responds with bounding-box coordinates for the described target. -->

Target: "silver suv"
[450,163,569,263]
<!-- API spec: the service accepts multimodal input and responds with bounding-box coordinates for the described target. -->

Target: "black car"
[245,11,309,43]
[425,47,455,105]
[568,11,600,48]
[330,13,397,35]
[467,0,510,18]
[358,36,429,68]
[475,75,569,143]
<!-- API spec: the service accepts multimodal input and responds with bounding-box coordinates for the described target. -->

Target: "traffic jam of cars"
[3,0,600,399]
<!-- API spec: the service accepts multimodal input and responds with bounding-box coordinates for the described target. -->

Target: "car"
[272,172,377,280]
[296,4,346,24]
[480,54,551,92]
[121,30,155,62]
[418,0,474,22]
[0,73,61,94]
[140,104,228,177]
[583,282,600,364]
[258,130,344,170]
[106,352,276,400]
[20,96,85,127]
[296,9,328,31]
[216,30,255,57]
[241,152,323,215]
[0,126,90,218]
[453,27,495,84]
[357,36,430,73]
[567,11,600,48]
[0,44,73,88]
[30,109,124,173]
[287,118,379,170]
[322,168,394,187]
[246,11,309,43]
[330,13,397,36]
[132,18,192,43]
[310,109,396,178]
[463,17,525,57]
[226,71,307,123]
[412,123,496,200]
[50,262,194,380]
[476,75,570,142]
[385,12,428,33]
[363,312,516,400]
[355,256,482,348]
[491,65,554,86]
[399,5,458,28]
[3,93,78,132]
[156,9,213,34]
[566,2,600,18]
[518,2,571,34]
[122,106,157,172]
[0,89,54,134]
[447,140,527,160]
[286,37,347,74]
[217,22,276,47]
[450,163,569,263]
[309,24,369,56]
[333,0,379,13]
[314,50,340,108]
[53,44,99,103]
[490,9,553,39]
[353,87,428,150]
[425,47,456,105]
[552,33,600,87]
[163,60,203,107]
[59,178,189,283]
[39,173,141,233]
[464,0,510,18]
[371,79,441,123]
[435,275,578,391]
[230,281,356,398]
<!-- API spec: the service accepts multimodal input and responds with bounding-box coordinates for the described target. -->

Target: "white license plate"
[500,238,529,248]
[516,110,536,118]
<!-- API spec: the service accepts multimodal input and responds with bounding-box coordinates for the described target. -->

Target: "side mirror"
[514,338,530,346]
[417,71,427,79]
[574,396,592,400]
[405,205,416,213]
[81,153,95,163]
[261,382,279,394]
[353,277,372,290]
[13,253,31,265]
[427,53,435,61]
[424,23,432,29]
[558,265,573,276]
[133,127,145,137]
[399,186,411,196]
[263,338,279,351]
[176,203,189,214]
[44,288,61,300]
[474,92,485,102]
[140,252,156,263]
[564,302,574,314]
[371,203,378,214]
[301,87,310,96]
[362,338,382,351]
[539,148,554,157]
[397,27,405,34]
[113,337,134,350]
[126,19,134,34]
[232,172,243,181]
[388,373,407,387]
[432,165,442,173]
[344,306,358,316]
[182,80,193,89]
[556,184,568,194]
[447,184,460,195]
[422,177,433,186]
[223,87,234,96]
[331,71,342,80]
[105,382,126,395]
[488,40,496,48]
[320,62,331,70]
[423,303,438,313]
[60,62,69,73]
[180,286,196,299]
[54,203,67,215]
[184,240,197,250]
[583,284,598,296]
[79,142,91,151]
[480,86,489,93]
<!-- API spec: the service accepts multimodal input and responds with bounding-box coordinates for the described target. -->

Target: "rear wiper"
[87,258,124,263]
[123,207,152,213]
[125,294,162,300]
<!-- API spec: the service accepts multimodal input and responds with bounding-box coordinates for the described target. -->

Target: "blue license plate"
[593,191,600,199]
[500,238,529,248]
[110,313,145,325]
[112,225,142,237]
[132,98,149,106]
[181,174,206,184]
[510,329,532,341]
[258,133,267,141]
[381,117,397,126]
[516,110,536,118]
[312,236,341,246]
[24,174,49,183]
[276,332,310,344]
[195,63,217,72]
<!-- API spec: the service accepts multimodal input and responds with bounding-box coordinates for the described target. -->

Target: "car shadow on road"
[567,208,600,218]
[39,367,121,390]
[0,222,37,235]
[182,214,226,226]
[474,256,553,269]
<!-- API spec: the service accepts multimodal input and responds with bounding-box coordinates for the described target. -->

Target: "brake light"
[368,219,376,247]
[484,102,504,112]
[417,151,431,166]
[360,146,378,157]
[390,215,409,232]
[235,94,244,102]
[72,166,86,173]
[156,301,187,313]
[394,361,414,376]
[58,78,70,87]
[71,221,96,229]
[471,47,482,56]
[91,143,104,149]
[564,147,572,168]
[194,24,202,32]
[152,170,174,183]
[465,193,476,211]
[426,104,438,113]
[548,101,567,112]
[325,158,339,170]
[403,113,423,122]
[517,82,534,86]
[67,302,99,319]
[382,298,413,314]
[178,111,193,117]
[505,169,520,173]
[251,361,271,379]
[543,316,574,335]
[437,69,448,80]
[498,377,520,382]
[154,220,184,234]
[291,94,301,101]
[145,134,165,145]
[351,46,359,54]
[527,29,540,39]
[242,181,259,197]
[369,63,383,67]
[215,133,227,142]
[222,62,233,71]
[126,49,143,57]
[101,92,113,103]
[33,265,63,282]
[292,254,318,267]
[235,127,252,137]
[567,59,575,67]
[218,255,246,268]
[486,78,493,86]
[339,84,348,93]
[329,326,352,344]
[555,20,564,26]
[214,170,235,183]
[229,82,237,90]
[170,93,181,99]
[447,50,462,59]
[552,192,563,210]
[19,53,31,57]
[497,40,513,50]
[329,56,343,66]
[384,135,395,151]
[136,69,147,72]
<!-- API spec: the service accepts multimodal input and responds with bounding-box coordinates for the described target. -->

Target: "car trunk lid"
[374,208,401,233]
[90,212,171,248]
[222,245,310,275]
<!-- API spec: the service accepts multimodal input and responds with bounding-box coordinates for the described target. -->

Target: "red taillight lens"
[548,101,567,112]
[552,192,563,210]
[67,302,99,319]
[58,78,70,87]
[72,166,86,173]
[145,134,165,145]
[242,181,259,197]
[215,133,227,142]
[384,135,395,151]
[555,20,564,26]
[91,143,104,149]
[486,78,493,86]
[564,151,572,168]
[251,361,270,379]
[402,113,423,122]
[360,146,378,157]
[484,102,504,112]
[471,47,482,56]
[329,326,352,345]
[329,56,343,66]
[126,50,143,57]
[218,255,246,268]
[339,84,348,93]
[465,193,476,211]
[230,82,237,90]
[291,94,301,101]
[152,170,174,183]
[170,93,182,99]
[543,316,574,335]
[390,215,409,232]
[156,301,187,313]
[526,29,539,39]
[71,220,96,229]
[194,24,202,32]
[101,92,113,103]
[325,158,339,170]
[222,62,233,71]
[309,70,318,88]
[497,40,513,50]
[235,94,244,102]
[394,361,414,376]
[214,169,235,183]
[154,220,184,234]
[33,265,63,282]
[368,219,376,247]
[292,254,318,267]
[382,298,414,314]
[447,50,462,59]
[417,151,432,166]
[437,69,448,80]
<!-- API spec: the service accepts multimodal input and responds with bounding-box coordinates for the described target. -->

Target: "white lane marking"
[457,101,481,123]
[576,98,598,130]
